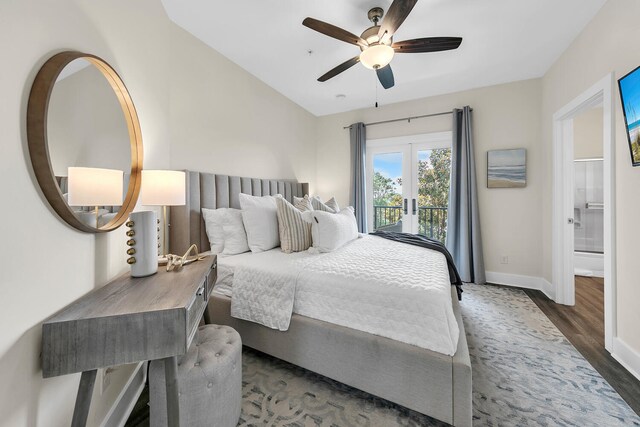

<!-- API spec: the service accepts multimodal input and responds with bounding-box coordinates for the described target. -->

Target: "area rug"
[238,285,640,426]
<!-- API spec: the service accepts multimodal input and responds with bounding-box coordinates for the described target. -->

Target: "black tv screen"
[619,65,640,166]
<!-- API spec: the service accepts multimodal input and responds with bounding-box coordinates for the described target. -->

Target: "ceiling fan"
[302,0,462,89]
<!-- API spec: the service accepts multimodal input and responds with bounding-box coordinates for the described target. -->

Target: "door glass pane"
[416,148,451,242]
[574,159,604,253]
[372,152,404,232]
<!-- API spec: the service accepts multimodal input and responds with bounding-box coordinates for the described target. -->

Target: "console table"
[42,255,217,427]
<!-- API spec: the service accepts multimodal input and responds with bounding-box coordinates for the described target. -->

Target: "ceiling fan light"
[359,44,394,70]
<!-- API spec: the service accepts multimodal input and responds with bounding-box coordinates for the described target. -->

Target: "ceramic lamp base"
[128,211,159,277]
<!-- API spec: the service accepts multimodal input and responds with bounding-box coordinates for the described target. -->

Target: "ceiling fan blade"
[393,37,463,53]
[378,0,419,43]
[303,17,367,47]
[376,65,395,89]
[318,56,361,82]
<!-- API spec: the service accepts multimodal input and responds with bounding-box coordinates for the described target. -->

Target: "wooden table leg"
[163,356,181,427]
[71,369,97,427]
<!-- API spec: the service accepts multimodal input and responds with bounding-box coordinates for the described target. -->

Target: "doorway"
[552,74,616,352]
[573,106,605,345]
[366,132,452,242]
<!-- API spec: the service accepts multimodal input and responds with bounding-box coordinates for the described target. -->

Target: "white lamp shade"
[67,167,123,206]
[140,170,186,206]
[359,44,395,70]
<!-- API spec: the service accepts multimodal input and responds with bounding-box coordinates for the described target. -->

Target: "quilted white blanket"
[226,235,460,356]
[229,251,308,331]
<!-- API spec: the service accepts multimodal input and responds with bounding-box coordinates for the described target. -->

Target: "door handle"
[403,199,408,215]
[412,199,417,215]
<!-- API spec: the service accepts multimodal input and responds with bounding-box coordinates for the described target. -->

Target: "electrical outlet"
[500,255,509,264]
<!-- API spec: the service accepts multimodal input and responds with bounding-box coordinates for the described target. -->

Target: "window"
[366,133,452,243]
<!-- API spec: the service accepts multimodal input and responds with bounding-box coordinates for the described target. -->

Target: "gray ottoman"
[150,325,242,427]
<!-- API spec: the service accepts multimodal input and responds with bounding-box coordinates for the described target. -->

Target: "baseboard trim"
[612,337,640,382]
[485,271,555,300]
[100,362,147,427]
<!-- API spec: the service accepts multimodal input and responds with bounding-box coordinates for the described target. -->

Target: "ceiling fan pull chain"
[375,75,379,108]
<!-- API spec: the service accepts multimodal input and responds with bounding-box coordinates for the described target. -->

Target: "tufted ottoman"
[150,325,242,427]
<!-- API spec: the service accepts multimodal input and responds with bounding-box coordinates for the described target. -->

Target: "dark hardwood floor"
[524,276,640,416]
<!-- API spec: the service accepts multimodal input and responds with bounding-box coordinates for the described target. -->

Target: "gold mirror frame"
[27,51,143,233]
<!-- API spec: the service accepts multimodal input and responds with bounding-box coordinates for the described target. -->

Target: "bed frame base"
[208,287,472,426]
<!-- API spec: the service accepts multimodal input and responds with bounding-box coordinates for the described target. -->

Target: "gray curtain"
[349,122,367,232]
[446,107,486,284]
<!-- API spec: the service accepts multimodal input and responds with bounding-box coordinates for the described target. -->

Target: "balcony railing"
[373,205,448,243]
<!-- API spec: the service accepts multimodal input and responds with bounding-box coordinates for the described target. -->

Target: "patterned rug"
[238,285,640,427]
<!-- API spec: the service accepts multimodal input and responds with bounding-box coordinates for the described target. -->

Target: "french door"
[366,133,451,242]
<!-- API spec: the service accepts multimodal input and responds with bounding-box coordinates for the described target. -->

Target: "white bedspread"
[218,235,460,356]
[228,250,310,330]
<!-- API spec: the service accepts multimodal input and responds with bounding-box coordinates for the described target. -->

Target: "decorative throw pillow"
[221,208,249,255]
[239,193,280,252]
[293,195,314,212]
[325,197,340,212]
[202,207,229,254]
[311,196,336,213]
[276,196,312,253]
[301,206,358,253]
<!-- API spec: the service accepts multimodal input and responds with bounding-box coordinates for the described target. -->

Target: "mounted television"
[619,65,640,166]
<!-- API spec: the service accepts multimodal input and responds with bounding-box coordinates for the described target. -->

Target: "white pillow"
[221,208,249,255]
[202,208,228,254]
[239,193,280,252]
[302,206,358,253]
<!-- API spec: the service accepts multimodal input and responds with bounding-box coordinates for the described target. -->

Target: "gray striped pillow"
[311,196,336,213]
[325,197,340,212]
[293,195,314,212]
[276,196,312,253]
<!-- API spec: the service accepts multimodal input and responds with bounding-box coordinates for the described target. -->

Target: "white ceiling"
[160,0,606,116]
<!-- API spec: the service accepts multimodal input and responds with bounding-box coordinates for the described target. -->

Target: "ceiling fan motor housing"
[360,25,392,50]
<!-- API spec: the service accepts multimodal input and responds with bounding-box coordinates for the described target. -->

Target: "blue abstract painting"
[487,149,526,188]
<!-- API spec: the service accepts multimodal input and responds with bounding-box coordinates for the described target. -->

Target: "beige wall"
[0,1,315,426]
[166,28,317,184]
[316,79,543,277]
[540,0,640,353]
[574,107,604,160]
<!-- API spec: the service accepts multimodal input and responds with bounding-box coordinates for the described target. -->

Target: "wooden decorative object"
[27,51,143,233]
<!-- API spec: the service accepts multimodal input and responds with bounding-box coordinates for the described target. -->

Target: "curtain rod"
[342,108,472,130]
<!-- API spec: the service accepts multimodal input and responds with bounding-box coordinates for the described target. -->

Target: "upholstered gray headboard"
[169,171,309,254]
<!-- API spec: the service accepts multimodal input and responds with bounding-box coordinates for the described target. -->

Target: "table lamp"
[140,170,186,263]
[68,167,124,228]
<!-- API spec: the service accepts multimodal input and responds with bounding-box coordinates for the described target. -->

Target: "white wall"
[540,0,640,355]
[574,107,604,160]
[0,1,316,426]
[316,79,543,278]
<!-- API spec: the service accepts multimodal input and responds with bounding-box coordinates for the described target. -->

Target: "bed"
[170,171,472,427]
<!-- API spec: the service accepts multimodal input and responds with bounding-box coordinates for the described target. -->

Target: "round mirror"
[27,52,142,233]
